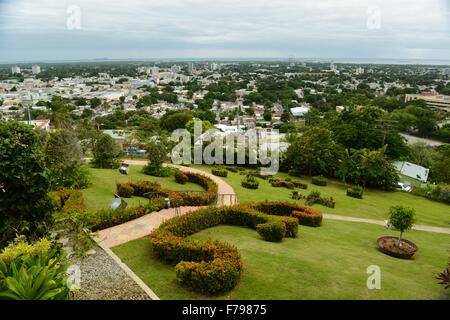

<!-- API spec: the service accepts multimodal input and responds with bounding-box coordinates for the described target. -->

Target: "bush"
[175,170,189,184]
[117,183,134,198]
[347,185,363,199]
[291,209,323,227]
[0,245,73,300]
[0,237,53,266]
[292,180,308,189]
[150,202,300,294]
[142,164,173,177]
[305,191,335,208]
[241,175,259,189]
[388,205,416,246]
[271,179,294,189]
[212,167,228,177]
[0,120,55,248]
[50,162,92,190]
[256,221,286,242]
[224,166,238,173]
[312,175,327,186]
[91,134,121,169]
[291,190,304,200]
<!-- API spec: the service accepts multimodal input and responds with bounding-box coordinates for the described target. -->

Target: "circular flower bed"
[150,201,323,294]
[377,236,418,259]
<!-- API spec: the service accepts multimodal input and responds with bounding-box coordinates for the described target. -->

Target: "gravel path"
[67,244,150,300]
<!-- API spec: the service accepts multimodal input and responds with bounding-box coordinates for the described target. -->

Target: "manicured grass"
[112,219,450,300]
[188,165,450,228]
[83,165,205,212]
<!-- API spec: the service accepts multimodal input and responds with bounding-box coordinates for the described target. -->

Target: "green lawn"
[187,165,450,228]
[112,219,450,300]
[83,165,205,212]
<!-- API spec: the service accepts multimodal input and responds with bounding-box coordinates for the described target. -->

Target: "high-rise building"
[32,65,41,74]
[151,67,159,77]
[330,60,335,71]
[442,68,450,76]
[188,62,195,73]
[11,66,21,74]
[211,63,218,71]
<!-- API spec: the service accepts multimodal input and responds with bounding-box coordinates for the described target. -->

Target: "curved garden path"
[97,161,237,248]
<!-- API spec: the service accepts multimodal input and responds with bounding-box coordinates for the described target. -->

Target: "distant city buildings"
[32,65,41,74]
[405,93,450,111]
[11,66,21,74]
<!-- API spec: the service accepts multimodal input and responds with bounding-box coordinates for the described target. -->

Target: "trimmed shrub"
[212,167,228,177]
[271,179,294,189]
[291,190,304,200]
[117,183,134,198]
[175,170,188,184]
[312,175,327,186]
[256,221,286,242]
[292,181,308,189]
[150,202,302,294]
[143,164,173,177]
[347,185,363,199]
[291,210,323,227]
[306,191,335,208]
[241,175,259,189]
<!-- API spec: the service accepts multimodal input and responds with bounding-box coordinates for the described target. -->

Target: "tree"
[90,97,102,108]
[0,121,54,247]
[161,112,193,132]
[337,147,399,190]
[388,206,416,247]
[91,134,121,169]
[284,126,341,177]
[263,109,272,122]
[280,111,290,122]
[43,129,91,190]
[431,145,450,184]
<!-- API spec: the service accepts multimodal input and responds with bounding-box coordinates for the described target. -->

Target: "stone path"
[97,162,237,248]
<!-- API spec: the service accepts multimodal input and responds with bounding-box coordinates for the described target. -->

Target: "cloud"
[0,0,448,62]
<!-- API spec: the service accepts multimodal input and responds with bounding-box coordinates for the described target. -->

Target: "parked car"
[396,182,411,192]
[123,147,147,155]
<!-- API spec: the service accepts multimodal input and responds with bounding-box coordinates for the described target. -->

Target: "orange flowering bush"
[150,202,302,294]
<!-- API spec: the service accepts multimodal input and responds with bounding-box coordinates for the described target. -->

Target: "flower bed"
[150,202,302,294]
[116,181,162,198]
[377,236,418,259]
[50,189,86,215]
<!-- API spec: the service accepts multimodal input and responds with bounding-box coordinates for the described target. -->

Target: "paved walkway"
[324,213,450,235]
[97,162,237,248]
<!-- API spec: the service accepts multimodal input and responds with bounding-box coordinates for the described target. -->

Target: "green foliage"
[91,134,121,169]
[256,221,286,242]
[0,237,53,266]
[142,164,173,177]
[0,121,55,248]
[431,145,450,184]
[312,175,327,186]
[347,185,363,199]
[175,170,188,184]
[212,167,228,177]
[336,147,399,190]
[0,246,73,300]
[388,205,416,233]
[241,175,259,189]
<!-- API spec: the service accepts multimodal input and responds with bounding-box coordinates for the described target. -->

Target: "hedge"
[212,167,228,177]
[175,170,188,184]
[311,175,327,186]
[150,202,302,294]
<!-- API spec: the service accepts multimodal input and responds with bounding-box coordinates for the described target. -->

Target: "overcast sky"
[0,0,449,63]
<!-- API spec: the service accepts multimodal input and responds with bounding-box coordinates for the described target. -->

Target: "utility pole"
[375,119,398,147]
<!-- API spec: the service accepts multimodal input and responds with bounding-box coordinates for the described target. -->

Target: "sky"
[0,0,449,63]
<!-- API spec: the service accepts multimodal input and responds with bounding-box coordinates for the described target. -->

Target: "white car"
[396,182,411,192]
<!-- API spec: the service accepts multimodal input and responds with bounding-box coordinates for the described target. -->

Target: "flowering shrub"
[50,189,86,215]
[150,202,302,294]
[250,201,323,227]
[117,183,134,198]
[212,167,228,177]
[256,221,286,242]
[175,170,189,184]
